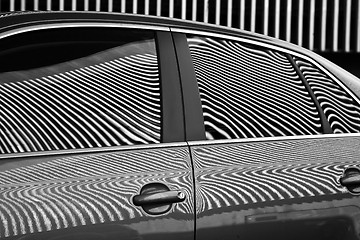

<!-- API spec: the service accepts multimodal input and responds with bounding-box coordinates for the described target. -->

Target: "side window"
[0,27,161,154]
[187,35,323,140]
[294,57,360,133]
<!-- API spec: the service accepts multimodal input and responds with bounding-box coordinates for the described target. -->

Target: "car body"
[0,11,359,240]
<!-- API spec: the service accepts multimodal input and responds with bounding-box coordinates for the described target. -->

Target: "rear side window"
[0,27,161,154]
[187,36,323,140]
[294,57,360,133]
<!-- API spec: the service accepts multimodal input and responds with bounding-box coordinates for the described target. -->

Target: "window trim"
[286,54,333,134]
[172,32,205,141]
[0,22,170,40]
[156,31,185,143]
[0,141,189,160]
[187,133,360,147]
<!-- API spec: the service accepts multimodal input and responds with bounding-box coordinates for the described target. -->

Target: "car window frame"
[0,22,185,159]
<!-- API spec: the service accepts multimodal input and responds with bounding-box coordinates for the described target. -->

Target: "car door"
[172,30,360,240]
[0,21,194,240]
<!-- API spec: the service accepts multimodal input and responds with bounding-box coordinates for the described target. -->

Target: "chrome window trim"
[187,133,360,147]
[171,28,360,106]
[0,22,170,41]
[0,142,188,159]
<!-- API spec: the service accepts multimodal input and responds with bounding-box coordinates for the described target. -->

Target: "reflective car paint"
[0,144,194,239]
[190,134,360,240]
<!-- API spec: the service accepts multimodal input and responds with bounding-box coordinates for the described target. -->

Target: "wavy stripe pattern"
[188,37,322,140]
[295,57,360,133]
[0,40,161,154]
[192,136,360,213]
[0,147,193,238]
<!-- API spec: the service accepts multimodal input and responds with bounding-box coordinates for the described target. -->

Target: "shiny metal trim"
[0,142,189,160]
[0,22,170,41]
[188,133,360,147]
[171,28,360,105]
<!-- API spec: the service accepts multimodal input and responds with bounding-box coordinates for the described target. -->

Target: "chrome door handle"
[340,167,360,195]
[133,190,185,206]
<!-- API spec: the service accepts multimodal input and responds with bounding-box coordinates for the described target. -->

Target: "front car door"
[0,14,194,240]
[173,29,360,240]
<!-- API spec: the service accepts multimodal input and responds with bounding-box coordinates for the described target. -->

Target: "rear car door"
[0,20,194,240]
[173,30,360,240]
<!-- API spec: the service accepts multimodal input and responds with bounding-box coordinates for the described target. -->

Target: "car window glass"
[294,57,360,133]
[187,35,323,140]
[0,28,161,154]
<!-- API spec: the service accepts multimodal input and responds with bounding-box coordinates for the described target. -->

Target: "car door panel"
[190,135,360,240]
[0,22,194,240]
[0,145,194,239]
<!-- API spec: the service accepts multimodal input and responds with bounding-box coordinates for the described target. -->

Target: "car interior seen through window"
[0,28,161,154]
[187,35,360,140]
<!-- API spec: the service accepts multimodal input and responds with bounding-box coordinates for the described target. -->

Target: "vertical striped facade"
[0,0,359,52]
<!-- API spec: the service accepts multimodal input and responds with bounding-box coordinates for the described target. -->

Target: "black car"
[0,11,359,240]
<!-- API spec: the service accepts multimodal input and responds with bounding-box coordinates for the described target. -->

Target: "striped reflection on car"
[187,36,322,140]
[192,136,360,213]
[0,40,161,154]
[0,147,193,238]
[294,57,360,133]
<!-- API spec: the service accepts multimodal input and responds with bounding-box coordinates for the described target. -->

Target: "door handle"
[132,183,186,215]
[339,167,360,195]
[133,190,185,206]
